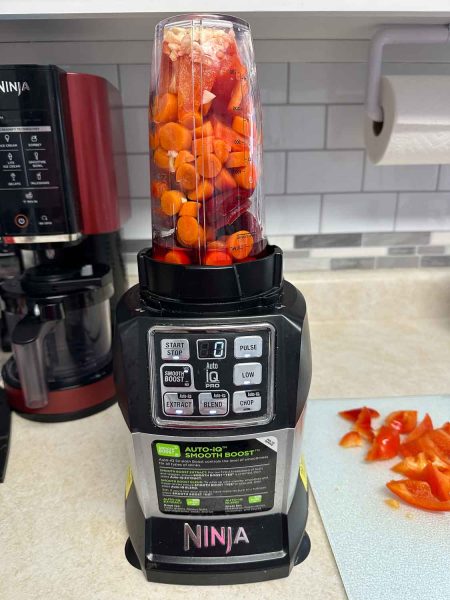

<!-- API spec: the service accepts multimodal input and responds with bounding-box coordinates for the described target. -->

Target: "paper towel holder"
[366,25,450,126]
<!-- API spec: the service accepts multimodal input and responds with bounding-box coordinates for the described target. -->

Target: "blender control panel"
[148,324,275,428]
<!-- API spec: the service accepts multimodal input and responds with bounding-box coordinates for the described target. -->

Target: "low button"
[199,392,228,416]
[161,338,190,361]
[233,362,262,386]
[163,393,194,416]
[234,335,263,358]
[233,391,262,413]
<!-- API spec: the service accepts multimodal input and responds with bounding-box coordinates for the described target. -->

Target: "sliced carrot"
[226,230,254,260]
[228,79,251,115]
[192,136,215,157]
[176,163,198,191]
[174,150,195,170]
[234,162,258,190]
[149,127,160,150]
[179,111,202,130]
[177,216,203,248]
[212,119,249,152]
[226,151,248,169]
[187,179,214,201]
[232,115,254,138]
[204,250,232,266]
[213,139,230,164]
[198,153,222,179]
[153,147,170,170]
[151,180,168,199]
[179,201,200,218]
[193,121,214,138]
[153,93,178,123]
[215,168,237,191]
[164,249,191,265]
[159,122,192,152]
[160,190,184,216]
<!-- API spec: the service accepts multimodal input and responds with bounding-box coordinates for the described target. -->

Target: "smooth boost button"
[161,338,189,361]
[161,364,192,388]
[234,335,263,358]
[233,390,262,413]
[233,362,262,386]
[198,392,228,416]
[163,393,194,415]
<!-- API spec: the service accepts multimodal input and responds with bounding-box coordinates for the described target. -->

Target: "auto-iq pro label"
[152,438,277,515]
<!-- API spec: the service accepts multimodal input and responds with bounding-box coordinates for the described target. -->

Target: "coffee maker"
[115,15,311,584]
[0,64,130,420]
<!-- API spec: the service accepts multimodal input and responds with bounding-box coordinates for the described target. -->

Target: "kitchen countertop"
[1,269,450,600]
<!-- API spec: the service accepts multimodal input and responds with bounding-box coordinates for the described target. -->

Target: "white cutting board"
[304,396,450,600]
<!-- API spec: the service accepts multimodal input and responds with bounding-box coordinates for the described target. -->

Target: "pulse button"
[234,336,263,358]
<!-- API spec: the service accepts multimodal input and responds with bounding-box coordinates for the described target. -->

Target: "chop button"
[233,391,262,413]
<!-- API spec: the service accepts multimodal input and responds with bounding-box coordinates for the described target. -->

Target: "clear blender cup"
[149,14,267,266]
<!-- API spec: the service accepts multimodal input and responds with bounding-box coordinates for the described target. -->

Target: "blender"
[115,14,312,584]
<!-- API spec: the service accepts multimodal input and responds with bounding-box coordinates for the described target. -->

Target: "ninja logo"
[183,523,250,554]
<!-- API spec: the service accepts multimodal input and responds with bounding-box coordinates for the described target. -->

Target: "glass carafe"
[149,14,267,266]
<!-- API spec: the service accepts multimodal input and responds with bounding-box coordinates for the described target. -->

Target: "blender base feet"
[294,531,311,566]
[125,537,141,570]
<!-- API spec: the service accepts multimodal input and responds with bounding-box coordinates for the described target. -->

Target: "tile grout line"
[283,151,289,195]
[435,165,441,191]
[323,104,329,149]
[286,62,291,104]
[318,194,325,234]
[393,192,400,231]
[360,150,367,192]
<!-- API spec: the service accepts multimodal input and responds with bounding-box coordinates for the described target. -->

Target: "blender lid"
[21,263,113,297]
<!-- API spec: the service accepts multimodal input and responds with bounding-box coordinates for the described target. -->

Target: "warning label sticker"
[152,439,277,515]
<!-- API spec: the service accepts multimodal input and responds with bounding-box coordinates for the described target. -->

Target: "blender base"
[123,472,310,586]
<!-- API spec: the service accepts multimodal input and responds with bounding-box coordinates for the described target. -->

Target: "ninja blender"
[115,14,311,584]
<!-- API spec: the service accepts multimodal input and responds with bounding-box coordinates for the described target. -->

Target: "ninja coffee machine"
[0,64,130,420]
[115,14,311,584]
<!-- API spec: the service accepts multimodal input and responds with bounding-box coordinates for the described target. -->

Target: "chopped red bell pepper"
[338,407,380,423]
[386,479,450,511]
[354,407,376,441]
[384,410,417,434]
[366,425,400,461]
[339,431,363,448]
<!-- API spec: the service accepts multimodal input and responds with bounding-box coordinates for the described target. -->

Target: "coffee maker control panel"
[148,324,275,428]
[0,65,79,242]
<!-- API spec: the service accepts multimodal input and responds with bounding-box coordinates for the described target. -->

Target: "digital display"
[197,338,227,360]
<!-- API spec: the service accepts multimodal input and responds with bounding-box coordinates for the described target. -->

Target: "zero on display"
[197,338,227,360]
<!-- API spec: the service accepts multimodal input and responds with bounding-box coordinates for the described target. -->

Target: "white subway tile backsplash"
[289,63,366,104]
[266,195,321,235]
[321,193,397,233]
[61,64,119,87]
[437,166,450,190]
[263,106,325,150]
[396,192,450,231]
[123,108,148,154]
[263,153,286,194]
[119,64,150,106]
[287,151,364,193]
[122,199,152,240]
[126,154,150,198]
[326,105,364,149]
[257,63,288,104]
[363,160,439,192]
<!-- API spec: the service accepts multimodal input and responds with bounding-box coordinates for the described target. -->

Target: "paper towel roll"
[365,75,450,165]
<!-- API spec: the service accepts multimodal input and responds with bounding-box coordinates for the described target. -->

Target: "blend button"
[198,392,228,416]
[233,362,262,386]
[233,391,262,413]
[163,392,194,416]
[234,335,263,358]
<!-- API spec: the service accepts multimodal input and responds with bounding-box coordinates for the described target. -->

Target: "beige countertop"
[1,269,450,600]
